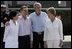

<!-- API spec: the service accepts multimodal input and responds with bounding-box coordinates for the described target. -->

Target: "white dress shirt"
[18,15,32,36]
[3,20,19,48]
[44,18,63,41]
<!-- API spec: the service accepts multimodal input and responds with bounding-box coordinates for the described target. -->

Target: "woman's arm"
[58,20,63,47]
[3,25,10,42]
[58,20,63,40]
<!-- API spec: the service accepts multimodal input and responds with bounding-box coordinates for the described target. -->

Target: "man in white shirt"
[29,2,48,48]
[18,6,32,48]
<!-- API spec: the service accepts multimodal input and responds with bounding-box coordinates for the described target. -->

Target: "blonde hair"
[46,7,56,16]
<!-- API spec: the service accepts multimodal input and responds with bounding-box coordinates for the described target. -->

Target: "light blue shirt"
[29,11,48,32]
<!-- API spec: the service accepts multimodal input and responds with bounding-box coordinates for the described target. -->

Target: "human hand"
[59,39,63,47]
[5,21,10,26]
[44,41,47,48]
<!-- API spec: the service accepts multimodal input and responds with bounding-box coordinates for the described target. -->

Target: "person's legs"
[39,32,44,48]
[24,35,30,48]
[1,27,5,48]
[53,40,60,48]
[46,40,53,48]
[33,32,39,48]
[18,36,25,48]
[18,35,30,48]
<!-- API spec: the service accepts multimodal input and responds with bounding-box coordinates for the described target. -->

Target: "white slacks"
[46,40,61,48]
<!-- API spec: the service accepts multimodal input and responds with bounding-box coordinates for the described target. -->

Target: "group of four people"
[3,2,63,48]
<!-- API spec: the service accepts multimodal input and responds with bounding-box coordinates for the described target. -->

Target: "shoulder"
[29,12,35,19]
[18,15,23,21]
[41,11,47,15]
[18,15,22,19]
[27,17,30,20]
[55,17,62,23]
[29,12,35,16]
[56,17,61,21]
[5,20,11,27]
[41,11,48,17]
[27,17,31,21]
[41,11,46,13]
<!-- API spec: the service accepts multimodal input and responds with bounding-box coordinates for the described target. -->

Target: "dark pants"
[33,32,44,48]
[1,27,5,48]
[18,35,30,48]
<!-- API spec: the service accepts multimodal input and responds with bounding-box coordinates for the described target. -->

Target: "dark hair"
[46,7,56,16]
[9,11,17,19]
[20,5,28,11]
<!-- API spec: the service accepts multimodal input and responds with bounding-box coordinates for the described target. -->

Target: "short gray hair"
[34,2,42,7]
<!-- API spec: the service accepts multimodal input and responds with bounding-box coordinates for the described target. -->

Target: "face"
[47,11,55,19]
[13,16,18,21]
[34,4,41,15]
[21,8,28,17]
[1,7,6,12]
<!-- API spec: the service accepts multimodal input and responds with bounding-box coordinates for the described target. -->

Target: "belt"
[33,31,44,35]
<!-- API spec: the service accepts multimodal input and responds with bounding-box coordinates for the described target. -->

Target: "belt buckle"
[38,32,41,35]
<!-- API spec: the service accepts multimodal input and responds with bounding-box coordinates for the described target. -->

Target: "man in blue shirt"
[29,2,48,48]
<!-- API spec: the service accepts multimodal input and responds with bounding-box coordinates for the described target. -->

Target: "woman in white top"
[44,7,63,48]
[3,11,19,48]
